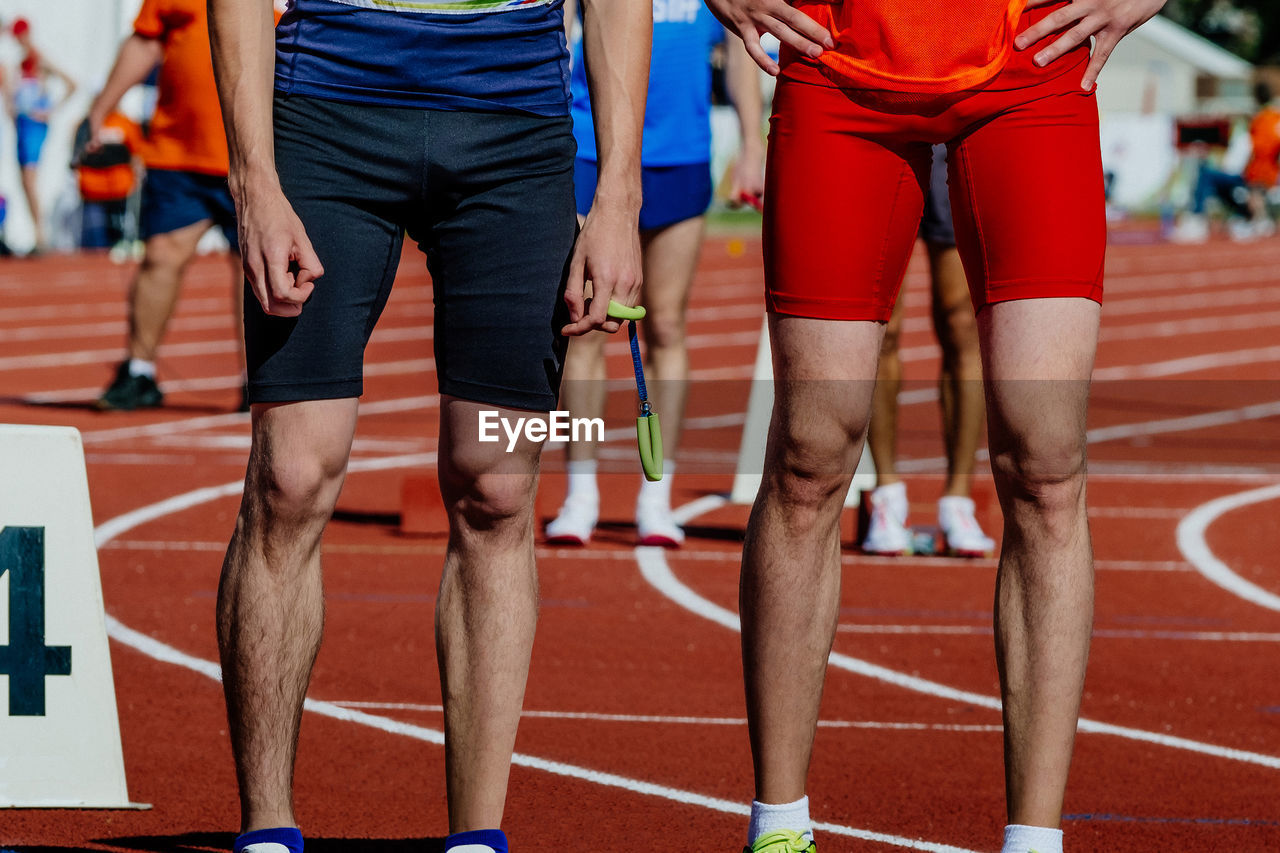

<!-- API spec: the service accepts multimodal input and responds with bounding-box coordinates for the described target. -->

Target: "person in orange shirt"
[74,109,143,250]
[698,0,1167,852]
[87,0,282,411]
[1238,80,1280,239]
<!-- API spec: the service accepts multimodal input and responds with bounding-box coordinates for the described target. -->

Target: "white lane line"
[1093,345,1280,379]
[330,703,1003,732]
[1177,483,1280,614]
[647,499,1280,771]
[836,624,1280,642]
[92,460,975,853]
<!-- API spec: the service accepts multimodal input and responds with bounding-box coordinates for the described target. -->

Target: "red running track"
[0,227,1279,852]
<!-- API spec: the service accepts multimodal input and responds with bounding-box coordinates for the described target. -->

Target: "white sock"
[128,358,156,379]
[1001,824,1063,853]
[564,459,599,505]
[637,460,675,507]
[748,796,813,846]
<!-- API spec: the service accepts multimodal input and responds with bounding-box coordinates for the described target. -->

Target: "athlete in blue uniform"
[546,0,765,546]
[207,1,650,852]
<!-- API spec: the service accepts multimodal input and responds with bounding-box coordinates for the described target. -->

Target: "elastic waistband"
[322,0,555,13]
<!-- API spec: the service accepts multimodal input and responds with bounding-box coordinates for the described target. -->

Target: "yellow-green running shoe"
[743,829,815,853]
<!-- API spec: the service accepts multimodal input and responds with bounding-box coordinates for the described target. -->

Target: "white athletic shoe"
[545,495,598,545]
[1168,213,1209,244]
[862,482,911,555]
[636,497,684,547]
[937,495,995,557]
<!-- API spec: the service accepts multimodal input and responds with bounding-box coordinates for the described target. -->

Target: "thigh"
[421,111,578,413]
[640,214,705,330]
[245,96,418,405]
[948,79,1106,313]
[765,78,932,322]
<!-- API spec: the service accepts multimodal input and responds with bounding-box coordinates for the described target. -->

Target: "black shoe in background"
[97,362,164,411]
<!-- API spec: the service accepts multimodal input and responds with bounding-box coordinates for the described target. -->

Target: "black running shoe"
[97,362,164,411]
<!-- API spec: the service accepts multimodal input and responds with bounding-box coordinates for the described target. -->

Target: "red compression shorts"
[763,9,1106,322]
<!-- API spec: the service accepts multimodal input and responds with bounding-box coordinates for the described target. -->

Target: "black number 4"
[0,527,72,716]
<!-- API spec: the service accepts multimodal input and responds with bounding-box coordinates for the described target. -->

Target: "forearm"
[208,0,279,198]
[725,39,764,153]
[581,0,650,212]
[90,36,162,124]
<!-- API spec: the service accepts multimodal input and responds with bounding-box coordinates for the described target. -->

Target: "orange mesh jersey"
[132,0,282,176]
[807,0,1030,93]
[1243,105,1280,189]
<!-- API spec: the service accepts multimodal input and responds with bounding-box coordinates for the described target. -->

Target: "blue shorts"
[15,116,48,168]
[140,169,240,251]
[575,159,712,231]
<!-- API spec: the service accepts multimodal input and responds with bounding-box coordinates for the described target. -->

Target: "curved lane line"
[653,498,1280,771]
[1176,483,1280,613]
[93,457,976,853]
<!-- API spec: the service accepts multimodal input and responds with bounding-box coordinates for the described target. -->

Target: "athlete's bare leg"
[20,165,46,250]
[218,397,360,832]
[928,243,984,497]
[866,294,905,486]
[436,395,544,831]
[127,219,210,361]
[979,297,1098,827]
[741,313,884,802]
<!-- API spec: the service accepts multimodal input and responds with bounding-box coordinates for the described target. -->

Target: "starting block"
[0,425,147,808]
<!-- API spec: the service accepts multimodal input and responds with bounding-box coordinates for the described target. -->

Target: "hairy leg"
[435,395,544,831]
[927,243,984,497]
[128,220,210,362]
[217,397,360,832]
[980,297,1099,826]
[742,314,883,802]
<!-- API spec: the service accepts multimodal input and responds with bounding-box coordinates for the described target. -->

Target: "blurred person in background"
[73,107,142,253]
[1171,80,1280,243]
[88,0,280,412]
[862,146,994,558]
[545,0,766,546]
[6,17,78,254]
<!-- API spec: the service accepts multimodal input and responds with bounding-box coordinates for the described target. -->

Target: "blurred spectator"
[6,17,77,253]
[1171,80,1280,242]
[73,110,142,251]
[88,0,281,412]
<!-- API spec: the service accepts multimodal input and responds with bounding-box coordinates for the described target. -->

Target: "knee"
[244,447,346,532]
[766,438,856,527]
[445,470,536,535]
[990,442,1086,514]
[140,233,193,277]
[643,308,686,354]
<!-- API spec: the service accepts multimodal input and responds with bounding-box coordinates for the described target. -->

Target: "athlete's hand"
[562,199,643,337]
[1016,0,1168,91]
[233,182,324,318]
[703,0,834,76]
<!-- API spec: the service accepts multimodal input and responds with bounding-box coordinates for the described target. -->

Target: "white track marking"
[1177,483,1280,613]
[331,703,1003,732]
[636,533,1280,771]
[92,462,977,852]
[1093,345,1280,379]
[836,624,1280,642]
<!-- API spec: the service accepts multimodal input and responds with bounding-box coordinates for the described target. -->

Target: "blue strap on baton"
[607,299,663,481]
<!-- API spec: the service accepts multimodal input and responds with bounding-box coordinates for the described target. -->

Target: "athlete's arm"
[209,0,323,317]
[1015,0,1168,91]
[562,0,650,337]
[86,35,162,151]
[725,37,766,208]
[702,0,833,76]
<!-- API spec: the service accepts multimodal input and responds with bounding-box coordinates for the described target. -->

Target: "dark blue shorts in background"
[919,144,956,248]
[140,169,239,251]
[575,159,712,232]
